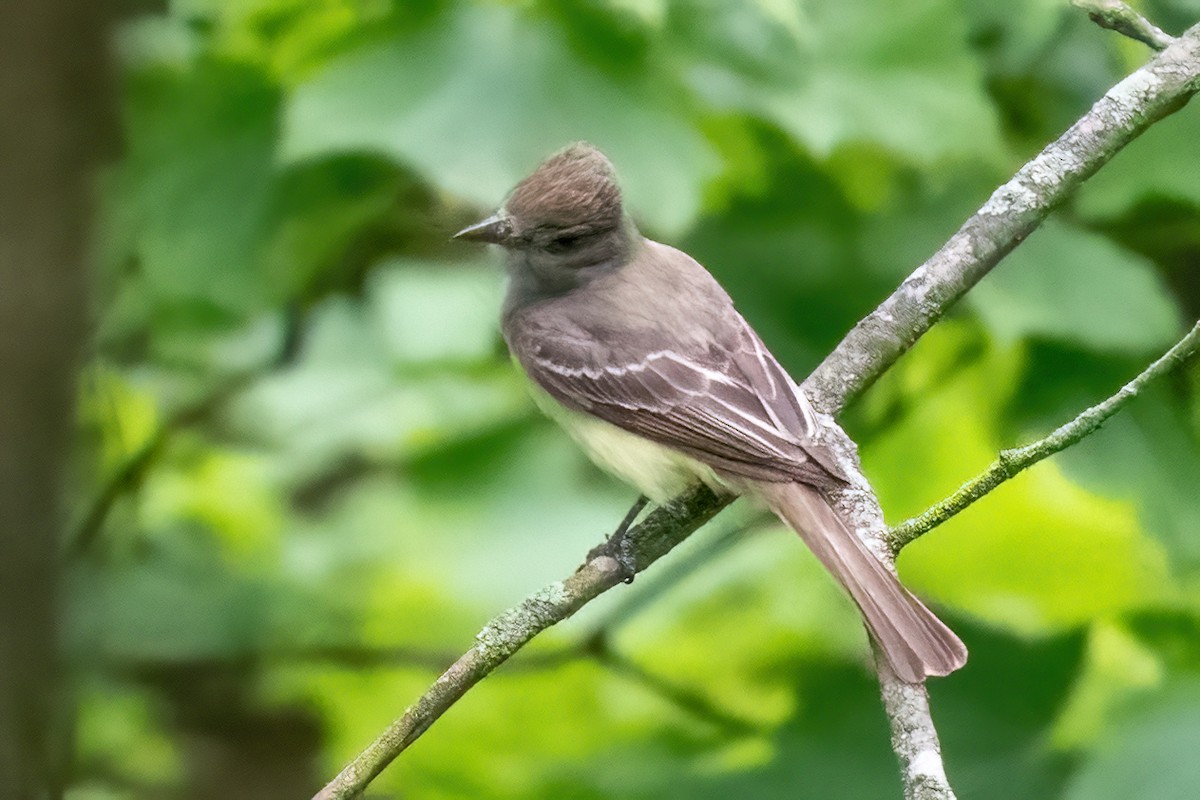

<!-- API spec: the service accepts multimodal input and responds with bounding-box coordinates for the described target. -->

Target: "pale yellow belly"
[528,385,728,504]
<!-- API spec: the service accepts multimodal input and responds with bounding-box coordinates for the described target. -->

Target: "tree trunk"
[0,2,112,797]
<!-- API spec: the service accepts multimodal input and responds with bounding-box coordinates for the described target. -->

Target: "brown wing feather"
[756,482,968,682]
[511,315,845,488]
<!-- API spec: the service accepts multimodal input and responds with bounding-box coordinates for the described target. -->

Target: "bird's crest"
[506,143,623,232]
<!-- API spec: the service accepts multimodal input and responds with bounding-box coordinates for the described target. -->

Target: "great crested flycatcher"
[455,143,966,683]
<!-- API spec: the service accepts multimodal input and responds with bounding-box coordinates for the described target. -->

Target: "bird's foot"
[585,495,648,583]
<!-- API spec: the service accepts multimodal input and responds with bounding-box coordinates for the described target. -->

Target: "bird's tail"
[753,481,967,683]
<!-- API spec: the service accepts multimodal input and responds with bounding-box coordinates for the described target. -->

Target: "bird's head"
[454,143,633,279]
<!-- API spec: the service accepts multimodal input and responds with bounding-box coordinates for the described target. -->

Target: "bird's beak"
[453,214,512,245]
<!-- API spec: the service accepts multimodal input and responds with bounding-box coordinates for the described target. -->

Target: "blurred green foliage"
[70,0,1200,797]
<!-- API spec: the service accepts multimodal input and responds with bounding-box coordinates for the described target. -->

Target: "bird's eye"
[545,232,582,253]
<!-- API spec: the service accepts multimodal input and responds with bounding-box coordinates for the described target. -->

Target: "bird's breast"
[526,383,727,504]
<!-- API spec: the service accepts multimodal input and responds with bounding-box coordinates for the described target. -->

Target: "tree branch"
[879,663,953,800]
[803,432,959,800]
[888,320,1200,551]
[1075,0,1176,51]
[801,21,1200,415]
[315,20,1200,800]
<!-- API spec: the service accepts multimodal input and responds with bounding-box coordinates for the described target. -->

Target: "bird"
[454,142,966,683]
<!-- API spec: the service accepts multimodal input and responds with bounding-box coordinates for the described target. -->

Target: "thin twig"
[888,321,1200,552]
[1075,0,1176,51]
[315,21,1200,800]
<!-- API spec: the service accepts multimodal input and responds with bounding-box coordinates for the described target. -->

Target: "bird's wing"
[513,315,847,486]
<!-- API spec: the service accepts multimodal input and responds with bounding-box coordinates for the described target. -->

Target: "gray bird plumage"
[456,142,967,683]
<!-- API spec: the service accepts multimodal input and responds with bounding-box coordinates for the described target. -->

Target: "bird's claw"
[586,532,638,583]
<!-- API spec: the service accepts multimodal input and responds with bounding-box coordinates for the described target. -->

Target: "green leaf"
[969,220,1183,354]
[74,681,182,787]
[673,0,1004,166]
[681,138,868,370]
[680,622,1081,800]
[1063,681,1200,800]
[1052,621,1162,749]
[281,3,715,235]
[368,258,503,366]
[107,61,280,316]
[70,553,271,662]
[228,289,528,482]
[862,323,1175,633]
[1056,391,1200,574]
[688,665,900,800]
[1078,105,1200,218]
[929,621,1082,800]
[261,155,409,302]
[961,0,1068,75]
